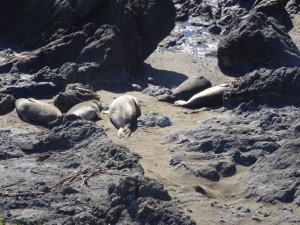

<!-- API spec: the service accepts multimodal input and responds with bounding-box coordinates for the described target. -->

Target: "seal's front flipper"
[95,110,102,120]
[117,125,132,138]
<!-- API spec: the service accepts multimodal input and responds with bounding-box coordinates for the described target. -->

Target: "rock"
[218,0,254,26]
[208,24,222,34]
[286,0,300,15]
[0,0,175,93]
[194,185,207,196]
[138,111,171,128]
[224,67,300,103]
[237,206,251,213]
[0,93,15,114]
[53,83,100,113]
[251,0,293,31]
[217,13,300,76]
[165,99,300,204]
[156,116,171,128]
[142,86,171,97]
[139,181,171,201]
[194,166,220,181]
[0,115,195,224]
[215,161,236,177]
[232,151,257,166]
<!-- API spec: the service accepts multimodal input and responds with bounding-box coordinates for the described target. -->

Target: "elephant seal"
[158,75,212,102]
[66,99,102,121]
[15,98,62,124]
[109,95,141,138]
[173,83,230,108]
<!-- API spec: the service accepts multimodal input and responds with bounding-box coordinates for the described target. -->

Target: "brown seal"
[15,98,62,124]
[158,75,212,102]
[173,84,230,108]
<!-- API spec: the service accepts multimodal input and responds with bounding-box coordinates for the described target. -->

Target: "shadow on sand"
[94,62,188,92]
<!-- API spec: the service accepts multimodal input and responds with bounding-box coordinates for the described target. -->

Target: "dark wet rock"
[0,115,194,225]
[158,31,184,49]
[224,67,300,103]
[217,13,300,76]
[0,0,175,96]
[251,0,293,31]
[142,86,171,97]
[139,181,171,201]
[218,0,254,25]
[194,185,208,197]
[194,166,220,181]
[232,151,257,166]
[165,99,300,204]
[53,83,100,113]
[0,72,61,98]
[247,137,300,204]
[174,0,215,22]
[0,93,15,114]
[286,0,300,15]
[208,24,222,34]
[237,206,251,213]
[138,111,171,128]
[215,160,236,177]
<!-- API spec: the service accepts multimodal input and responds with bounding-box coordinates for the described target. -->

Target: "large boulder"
[251,0,293,30]
[0,0,175,86]
[217,12,300,76]
[224,67,300,103]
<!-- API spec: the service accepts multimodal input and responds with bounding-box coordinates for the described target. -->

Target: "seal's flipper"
[173,100,187,107]
[95,110,102,120]
[117,125,132,138]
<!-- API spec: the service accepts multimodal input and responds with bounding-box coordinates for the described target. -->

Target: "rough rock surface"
[0,115,195,224]
[138,111,171,128]
[286,0,300,15]
[54,83,100,113]
[224,67,300,103]
[217,12,300,75]
[0,93,15,115]
[0,0,175,94]
[251,0,293,30]
[166,99,300,206]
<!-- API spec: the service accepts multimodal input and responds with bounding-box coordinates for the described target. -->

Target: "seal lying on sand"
[158,75,212,102]
[66,99,102,121]
[173,84,230,108]
[15,98,62,124]
[109,95,141,138]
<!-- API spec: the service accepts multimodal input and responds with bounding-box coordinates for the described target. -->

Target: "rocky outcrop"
[165,100,300,206]
[217,12,300,76]
[286,0,300,15]
[0,0,175,90]
[224,67,300,103]
[54,83,100,113]
[0,115,195,224]
[251,0,292,30]
[0,93,15,115]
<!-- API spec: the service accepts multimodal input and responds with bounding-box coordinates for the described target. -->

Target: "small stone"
[252,216,261,222]
[208,25,221,34]
[131,83,142,91]
[194,185,206,196]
